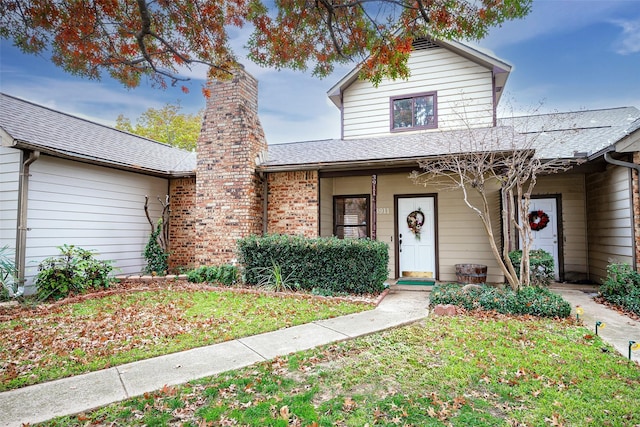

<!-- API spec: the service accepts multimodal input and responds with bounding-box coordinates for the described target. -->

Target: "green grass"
[0,288,371,391]
[42,314,640,426]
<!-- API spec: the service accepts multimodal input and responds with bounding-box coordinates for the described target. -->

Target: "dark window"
[391,92,437,131]
[334,195,370,239]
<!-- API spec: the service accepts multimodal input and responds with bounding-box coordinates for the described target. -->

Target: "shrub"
[0,245,19,299]
[143,223,169,275]
[430,283,571,318]
[35,245,115,300]
[186,265,238,286]
[237,234,389,295]
[509,249,555,287]
[600,262,640,316]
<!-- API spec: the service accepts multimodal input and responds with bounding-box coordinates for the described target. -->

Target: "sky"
[1,0,639,145]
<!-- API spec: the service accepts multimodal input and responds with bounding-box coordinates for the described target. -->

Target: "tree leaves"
[1,0,532,91]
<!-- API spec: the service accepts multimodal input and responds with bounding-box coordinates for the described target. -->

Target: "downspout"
[16,150,40,294]
[604,151,640,268]
[261,172,268,235]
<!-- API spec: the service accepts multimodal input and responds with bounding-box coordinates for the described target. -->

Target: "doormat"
[396,278,436,286]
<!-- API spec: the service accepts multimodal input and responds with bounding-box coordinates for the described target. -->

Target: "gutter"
[16,150,39,294]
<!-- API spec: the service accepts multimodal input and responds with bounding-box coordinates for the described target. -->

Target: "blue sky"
[1,0,639,145]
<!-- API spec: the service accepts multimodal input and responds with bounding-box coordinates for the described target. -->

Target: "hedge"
[237,234,389,294]
[430,283,571,318]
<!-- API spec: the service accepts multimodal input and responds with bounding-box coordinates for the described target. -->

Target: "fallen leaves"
[1,281,371,391]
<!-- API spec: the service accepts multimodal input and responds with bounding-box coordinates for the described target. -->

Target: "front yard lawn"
[0,281,373,391]
[44,312,640,426]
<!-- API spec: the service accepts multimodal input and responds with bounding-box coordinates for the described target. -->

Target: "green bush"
[430,283,571,318]
[600,262,640,316]
[35,245,115,300]
[143,223,169,275]
[237,234,389,295]
[0,245,19,299]
[509,249,555,287]
[186,265,239,286]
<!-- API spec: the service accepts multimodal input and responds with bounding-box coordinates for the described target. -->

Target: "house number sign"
[377,207,390,215]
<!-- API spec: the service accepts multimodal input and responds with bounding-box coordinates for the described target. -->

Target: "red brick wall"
[267,171,319,237]
[168,177,196,270]
[195,65,267,266]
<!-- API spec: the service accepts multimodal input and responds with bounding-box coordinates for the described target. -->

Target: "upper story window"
[391,92,437,131]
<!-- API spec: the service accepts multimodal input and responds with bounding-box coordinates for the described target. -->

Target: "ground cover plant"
[0,281,372,391]
[599,262,640,317]
[43,313,640,426]
[430,283,571,318]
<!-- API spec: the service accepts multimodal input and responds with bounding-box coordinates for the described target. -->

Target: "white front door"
[528,198,560,280]
[398,197,436,277]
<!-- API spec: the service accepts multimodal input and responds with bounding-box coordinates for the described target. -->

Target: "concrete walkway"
[1,285,638,427]
[550,284,640,363]
[0,288,430,427]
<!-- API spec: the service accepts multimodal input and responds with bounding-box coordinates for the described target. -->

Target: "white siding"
[342,48,494,139]
[586,165,633,283]
[22,155,169,293]
[0,145,20,253]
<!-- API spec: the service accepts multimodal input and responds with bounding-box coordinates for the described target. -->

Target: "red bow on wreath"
[529,210,550,231]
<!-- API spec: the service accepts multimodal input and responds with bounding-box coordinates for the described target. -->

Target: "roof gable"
[327,37,512,109]
[0,93,196,177]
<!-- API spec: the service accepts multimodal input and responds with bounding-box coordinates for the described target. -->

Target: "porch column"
[372,174,377,239]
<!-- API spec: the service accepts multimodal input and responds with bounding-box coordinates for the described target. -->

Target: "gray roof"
[499,107,640,159]
[264,107,640,171]
[0,93,196,177]
[264,126,527,170]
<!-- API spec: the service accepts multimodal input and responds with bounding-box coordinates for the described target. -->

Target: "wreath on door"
[407,209,425,240]
[529,210,550,231]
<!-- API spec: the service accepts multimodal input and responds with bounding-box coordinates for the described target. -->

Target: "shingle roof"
[499,107,640,159]
[0,93,196,176]
[264,126,527,170]
[264,107,640,170]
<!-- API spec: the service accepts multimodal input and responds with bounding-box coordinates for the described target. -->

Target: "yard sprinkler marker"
[575,306,584,321]
[595,321,605,336]
[630,341,640,360]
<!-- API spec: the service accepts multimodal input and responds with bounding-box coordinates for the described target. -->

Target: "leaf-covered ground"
[43,312,640,427]
[0,281,373,391]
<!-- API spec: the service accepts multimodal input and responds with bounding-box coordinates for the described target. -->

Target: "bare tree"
[411,114,578,290]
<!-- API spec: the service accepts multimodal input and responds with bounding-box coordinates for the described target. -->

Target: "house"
[0,94,196,294]
[2,36,640,294]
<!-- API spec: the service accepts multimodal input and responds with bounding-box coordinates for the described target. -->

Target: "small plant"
[186,265,238,286]
[143,221,169,275]
[430,283,571,318]
[509,249,555,287]
[35,245,115,300]
[600,262,640,316]
[0,245,19,299]
[255,260,298,292]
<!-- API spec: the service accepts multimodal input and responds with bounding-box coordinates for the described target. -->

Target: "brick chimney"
[195,64,267,266]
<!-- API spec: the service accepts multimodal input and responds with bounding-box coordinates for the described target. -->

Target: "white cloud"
[482,0,626,50]
[612,18,640,54]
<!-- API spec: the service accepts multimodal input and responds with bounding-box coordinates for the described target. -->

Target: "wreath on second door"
[529,210,550,231]
[407,208,425,240]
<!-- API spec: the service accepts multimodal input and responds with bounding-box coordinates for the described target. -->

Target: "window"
[334,195,370,239]
[391,92,437,131]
